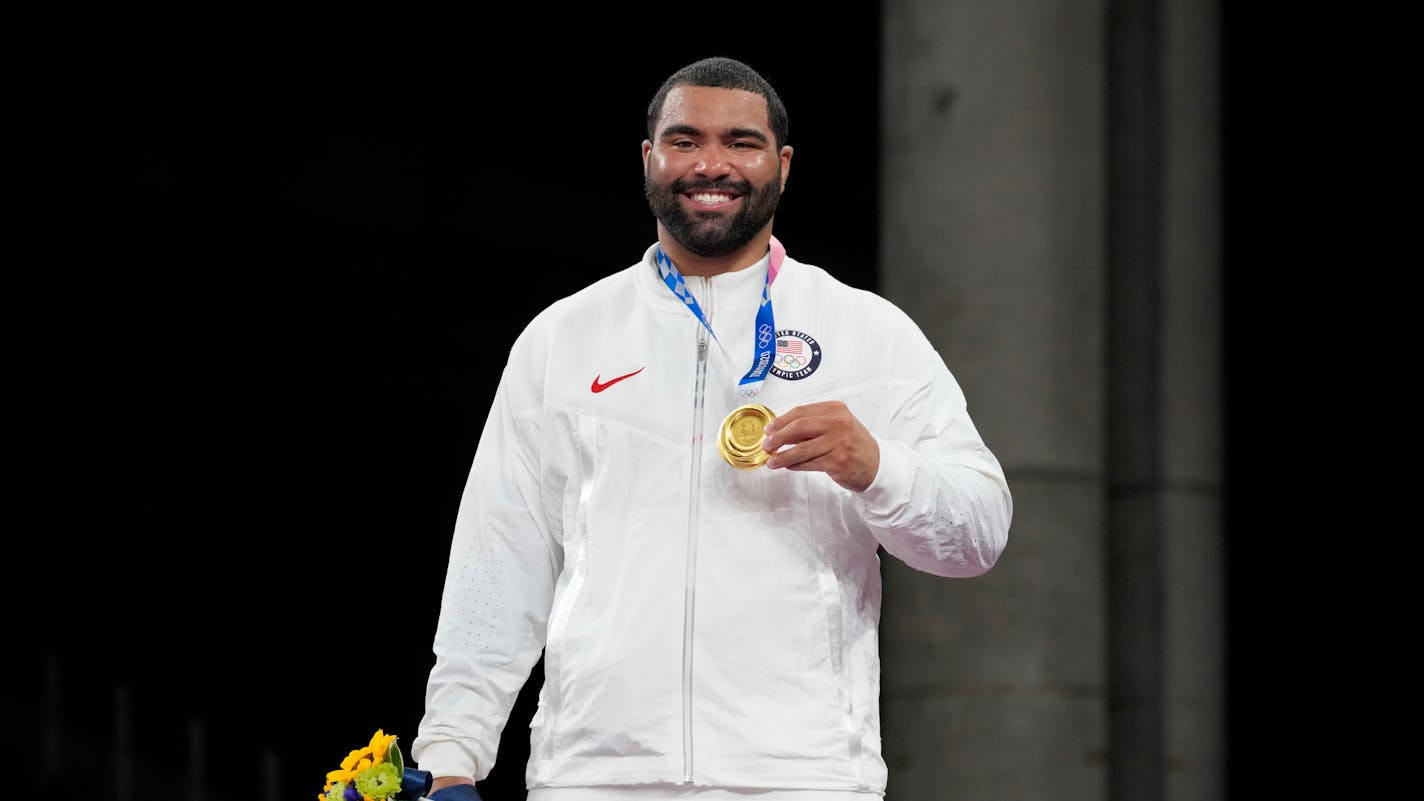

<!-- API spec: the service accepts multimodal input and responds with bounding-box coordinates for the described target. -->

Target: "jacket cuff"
[413,741,481,784]
[858,436,912,511]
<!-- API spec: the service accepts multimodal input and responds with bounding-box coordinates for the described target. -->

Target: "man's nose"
[695,146,732,176]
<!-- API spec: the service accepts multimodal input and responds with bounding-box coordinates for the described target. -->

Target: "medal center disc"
[719,404,776,469]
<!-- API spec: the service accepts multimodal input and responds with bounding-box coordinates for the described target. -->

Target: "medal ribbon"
[656,236,786,399]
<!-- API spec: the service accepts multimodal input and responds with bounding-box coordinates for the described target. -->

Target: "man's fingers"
[764,435,831,469]
[762,415,824,451]
[762,403,844,450]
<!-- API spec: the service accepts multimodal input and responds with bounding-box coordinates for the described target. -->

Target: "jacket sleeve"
[409,345,560,781]
[852,321,1012,578]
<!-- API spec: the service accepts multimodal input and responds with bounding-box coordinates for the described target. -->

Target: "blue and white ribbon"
[655,236,786,399]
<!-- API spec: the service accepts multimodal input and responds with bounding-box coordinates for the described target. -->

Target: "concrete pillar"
[1157,1,1224,798]
[878,1,1221,800]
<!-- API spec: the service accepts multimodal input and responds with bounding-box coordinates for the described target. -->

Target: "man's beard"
[644,171,782,258]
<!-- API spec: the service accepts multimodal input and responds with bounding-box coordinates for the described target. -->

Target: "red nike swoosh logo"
[591,367,646,393]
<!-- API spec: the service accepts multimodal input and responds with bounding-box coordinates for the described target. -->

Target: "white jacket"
[411,242,1012,797]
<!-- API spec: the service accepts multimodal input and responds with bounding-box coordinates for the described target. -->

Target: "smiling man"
[641,77,790,267]
[410,56,1013,801]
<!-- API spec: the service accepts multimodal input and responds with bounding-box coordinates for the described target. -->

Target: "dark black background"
[4,5,1410,800]
[3,6,883,800]
[1220,5,1411,797]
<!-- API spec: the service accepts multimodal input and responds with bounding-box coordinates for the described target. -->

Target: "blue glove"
[428,784,482,801]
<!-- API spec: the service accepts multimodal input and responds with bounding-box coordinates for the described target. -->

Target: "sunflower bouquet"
[318,729,431,801]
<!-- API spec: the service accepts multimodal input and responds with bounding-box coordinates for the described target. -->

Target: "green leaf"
[388,740,404,774]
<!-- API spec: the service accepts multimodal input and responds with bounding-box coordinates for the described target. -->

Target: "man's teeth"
[691,193,732,204]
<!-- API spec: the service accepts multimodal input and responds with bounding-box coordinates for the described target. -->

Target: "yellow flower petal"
[341,748,374,771]
[326,768,356,783]
[368,729,397,762]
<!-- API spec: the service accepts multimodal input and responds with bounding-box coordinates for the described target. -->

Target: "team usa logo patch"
[769,330,821,381]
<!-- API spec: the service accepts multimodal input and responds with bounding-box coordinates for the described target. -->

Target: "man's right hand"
[428,777,481,801]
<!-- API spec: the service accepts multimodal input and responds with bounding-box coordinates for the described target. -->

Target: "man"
[412,56,1012,801]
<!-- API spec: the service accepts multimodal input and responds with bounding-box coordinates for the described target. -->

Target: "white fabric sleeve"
[410,356,560,781]
[853,333,1012,578]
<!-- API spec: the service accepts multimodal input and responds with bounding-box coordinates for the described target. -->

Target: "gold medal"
[718,403,776,469]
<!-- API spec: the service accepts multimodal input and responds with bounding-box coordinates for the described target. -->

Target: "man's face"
[643,85,791,258]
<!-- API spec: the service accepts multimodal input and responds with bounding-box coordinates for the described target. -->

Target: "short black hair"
[646,56,789,150]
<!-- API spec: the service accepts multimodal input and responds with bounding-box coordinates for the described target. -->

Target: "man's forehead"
[657,85,769,133]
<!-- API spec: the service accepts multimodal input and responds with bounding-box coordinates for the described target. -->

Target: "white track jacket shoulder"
[412,243,1012,796]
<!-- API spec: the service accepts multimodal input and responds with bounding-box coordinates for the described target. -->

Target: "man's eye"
[672,140,698,149]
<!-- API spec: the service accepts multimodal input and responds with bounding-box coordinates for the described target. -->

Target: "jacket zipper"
[682,276,711,784]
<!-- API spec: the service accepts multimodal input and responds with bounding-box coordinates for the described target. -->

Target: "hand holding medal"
[739,400,882,491]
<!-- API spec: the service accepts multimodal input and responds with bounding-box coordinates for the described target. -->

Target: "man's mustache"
[670,178,753,195]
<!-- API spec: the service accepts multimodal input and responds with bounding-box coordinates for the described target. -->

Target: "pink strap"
[768,235,786,283]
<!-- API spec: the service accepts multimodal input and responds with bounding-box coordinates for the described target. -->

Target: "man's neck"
[657,229,772,278]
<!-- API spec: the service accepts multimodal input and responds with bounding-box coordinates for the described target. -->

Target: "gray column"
[878,1,1221,800]
[1159,1,1223,799]
[1105,0,1166,797]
